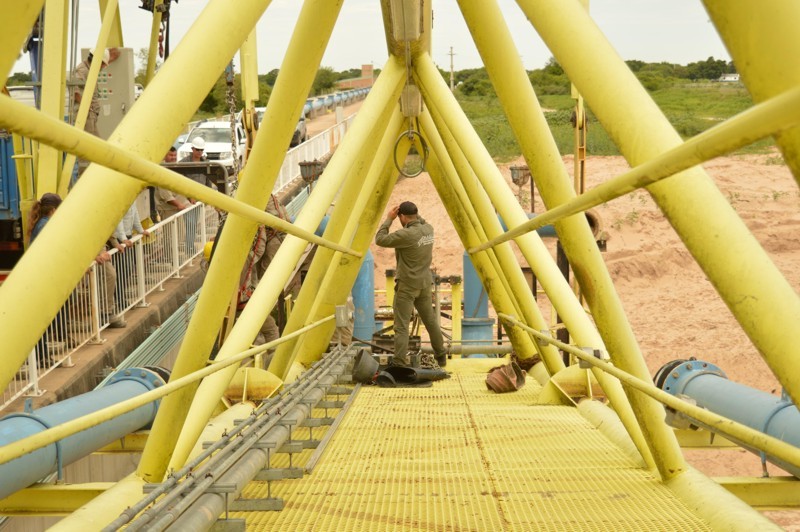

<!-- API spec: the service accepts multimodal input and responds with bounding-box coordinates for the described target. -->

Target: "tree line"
[455,56,736,97]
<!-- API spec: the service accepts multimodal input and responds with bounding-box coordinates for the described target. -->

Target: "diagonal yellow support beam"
[423,142,545,361]
[0,483,114,515]
[0,2,45,80]
[0,95,361,256]
[518,0,800,409]
[0,0,277,419]
[167,55,407,473]
[703,0,800,187]
[37,0,70,193]
[144,0,164,86]
[459,0,685,479]
[59,0,119,197]
[470,84,800,254]
[420,107,552,364]
[140,0,344,482]
[270,108,407,379]
[0,316,333,467]
[98,0,124,47]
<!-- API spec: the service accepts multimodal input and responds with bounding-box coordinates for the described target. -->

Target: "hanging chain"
[225,61,240,182]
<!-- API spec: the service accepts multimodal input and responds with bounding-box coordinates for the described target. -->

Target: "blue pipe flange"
[660,359,727,396]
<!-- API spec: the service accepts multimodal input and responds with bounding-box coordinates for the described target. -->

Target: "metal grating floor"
[235,360,712,531]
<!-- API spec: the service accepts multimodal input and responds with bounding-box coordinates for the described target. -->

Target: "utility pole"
[448,46,455,91]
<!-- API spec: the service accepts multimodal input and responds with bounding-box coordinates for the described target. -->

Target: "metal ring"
[393,130,429,178]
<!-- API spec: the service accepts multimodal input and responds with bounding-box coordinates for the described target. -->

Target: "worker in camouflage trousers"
[375,201,447,367]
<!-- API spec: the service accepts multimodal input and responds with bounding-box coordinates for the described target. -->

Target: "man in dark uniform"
[375,201,447,367]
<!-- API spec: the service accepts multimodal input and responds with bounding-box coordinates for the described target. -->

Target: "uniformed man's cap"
[398,201,418,215]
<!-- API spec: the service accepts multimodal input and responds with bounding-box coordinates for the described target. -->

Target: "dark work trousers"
[392,282,446,365]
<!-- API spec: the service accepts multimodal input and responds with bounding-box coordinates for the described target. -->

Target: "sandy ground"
[368,150,800,528]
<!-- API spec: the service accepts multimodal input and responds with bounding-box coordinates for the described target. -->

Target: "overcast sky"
[15,0,730,74]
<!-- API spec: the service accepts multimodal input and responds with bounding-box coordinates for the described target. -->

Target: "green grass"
[455,82,776,160]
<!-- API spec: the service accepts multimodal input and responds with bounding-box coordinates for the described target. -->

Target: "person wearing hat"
[375,201,447,367]
[71,47,119,137]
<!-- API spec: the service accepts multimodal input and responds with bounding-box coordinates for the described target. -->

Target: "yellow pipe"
[271,109,406,377]
[59,0,119,197]
[0,95,359,256]
[702,0,800,187]
[0,2,46,80]
[287,114,409,373]
[166,55,405,472]
[500,313,800,476]
[424,149,542,359]
[0,315,332,466]
[141,0,341,482]
[470,84,800,253]
[450,279,462,342]
[98,0,124,47]
[144,0,163,86]
[519,0,800,409]
[418,39,657,470]
[270,63,403,377]
[37,0,70,193]
[457,0,683,479]
[419,108,551,364]
[50,474,145,531]
[0,0,279,396]
[240,30,259,106]
[414,54,599,364]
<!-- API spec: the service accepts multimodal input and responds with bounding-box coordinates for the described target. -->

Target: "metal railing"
[2,112,355,410]
[1,203,219,410]
[274,114,355,193]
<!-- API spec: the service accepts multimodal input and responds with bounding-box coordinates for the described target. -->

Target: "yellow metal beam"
[37,0,70,193]
[0,483,114,515]
[0,2,45,80]
[144,0,163,86]
[703,0,800,187]
[59,0,119,197]
[470,84,800,254]
[500,312,800,475]
[425,152,543,359]
[50,474,145,531]
[271,108,406,378]
[0,94,360,256]
[95,432,149,453]
[0,316,332,467]
[518,0,800,409]
[139,0,341,483]
[98,0,124,47]
[715,476,800,509]
[420,107,551,363]
[167,55,405,473]
[415,51,659,472]
[674,429,737,449]
[0,0,278,434]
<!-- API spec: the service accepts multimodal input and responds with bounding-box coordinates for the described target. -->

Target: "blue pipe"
[352,248,375,341]
[656,359,800,477]
[462,252,495,357]
[0,367,167,499]
[463,252,488,319]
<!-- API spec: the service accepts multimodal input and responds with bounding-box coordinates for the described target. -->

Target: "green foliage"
[6,72,32,86]
[134,48,161,86]
[312,67,338,96]
[263,69,279,87]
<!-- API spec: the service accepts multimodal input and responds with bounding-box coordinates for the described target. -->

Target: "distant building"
[336,64,374,90]
[718,73,740,82]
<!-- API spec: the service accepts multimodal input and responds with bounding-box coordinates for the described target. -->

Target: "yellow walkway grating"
[235,362,713,531]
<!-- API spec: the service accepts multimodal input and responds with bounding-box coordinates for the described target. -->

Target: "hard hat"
[191,137,206,150]
[102,49,110,65]
[203,241,214,262]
